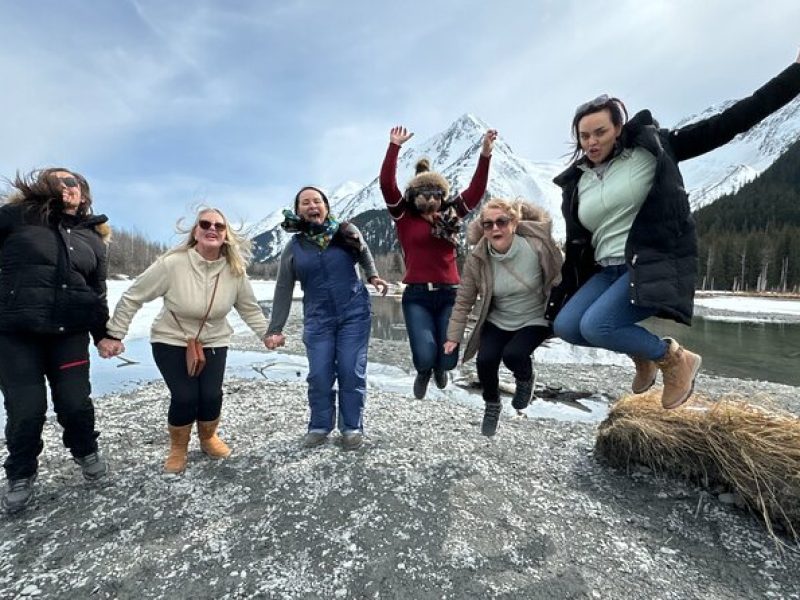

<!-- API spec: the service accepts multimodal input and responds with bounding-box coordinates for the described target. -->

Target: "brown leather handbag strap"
[169,273,221,341]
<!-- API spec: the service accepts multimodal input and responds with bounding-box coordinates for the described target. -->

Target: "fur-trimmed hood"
[467,201,552,245]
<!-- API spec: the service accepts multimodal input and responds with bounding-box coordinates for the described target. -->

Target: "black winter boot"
[413,369,432,399]
[481,402,502,437]
[512,377,534,411]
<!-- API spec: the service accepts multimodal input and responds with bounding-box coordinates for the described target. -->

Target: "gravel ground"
[2,309,800,599]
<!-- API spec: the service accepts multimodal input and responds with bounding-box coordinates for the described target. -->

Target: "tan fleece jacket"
[106,248,268,347]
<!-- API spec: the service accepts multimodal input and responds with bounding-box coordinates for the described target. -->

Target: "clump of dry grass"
[595,390,800,541]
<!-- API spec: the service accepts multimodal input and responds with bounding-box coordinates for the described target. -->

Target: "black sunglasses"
[407,187,446,201]
[198,219,226,231]
[57,176,80,188]
[481,216,512,230]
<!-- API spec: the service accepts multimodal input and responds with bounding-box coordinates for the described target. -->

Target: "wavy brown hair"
[4,167,93,222]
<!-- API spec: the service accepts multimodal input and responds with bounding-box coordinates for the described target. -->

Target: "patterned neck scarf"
[429,202,461,247]
[280,209,340,250]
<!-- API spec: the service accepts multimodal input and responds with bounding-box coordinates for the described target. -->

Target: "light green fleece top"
[486,235,548,331]
[577,146,657,263]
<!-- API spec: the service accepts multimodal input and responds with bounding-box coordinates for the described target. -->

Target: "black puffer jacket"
[0,201,111,342]
[546,62,800,326]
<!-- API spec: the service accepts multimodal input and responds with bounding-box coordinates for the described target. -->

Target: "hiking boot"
[433,369,448,390]
[481,401,502,437]
[302,431,328,448]
[630,355,658,394]
[1,475,36,514]
[512,377,534,411]
[74,452,109,482]
[341,431,364,451]
[413,369,432,399]
[656,338,702,409]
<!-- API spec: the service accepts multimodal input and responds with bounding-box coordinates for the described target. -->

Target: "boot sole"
[632,374,657,395]
[662,356,702,410]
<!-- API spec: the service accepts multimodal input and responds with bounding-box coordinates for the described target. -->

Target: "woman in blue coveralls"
[265,186,388,450]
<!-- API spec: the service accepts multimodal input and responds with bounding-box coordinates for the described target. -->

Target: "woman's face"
[481,207,516,253]
[52,170,82,214]
[411,187,444,215]
[297,189,328,225]
[578,109,622,165]
[193,210,227,255]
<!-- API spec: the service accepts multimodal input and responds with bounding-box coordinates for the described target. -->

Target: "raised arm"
[670,54,800,162]
[380,126,414,219]
[455,129,497,216]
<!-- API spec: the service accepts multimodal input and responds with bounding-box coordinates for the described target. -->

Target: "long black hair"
[569,96,628,162]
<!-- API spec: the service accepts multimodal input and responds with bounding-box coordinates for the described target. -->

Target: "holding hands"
[265,333,286,350]
[97,338,125,359]
[369,276,389,296]
[443,340,458,355]
[389,126,414,146]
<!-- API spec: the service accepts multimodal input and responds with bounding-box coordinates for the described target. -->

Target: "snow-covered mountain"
[677,94,800,209]
[252,97,800,262]
[252,114,564,262]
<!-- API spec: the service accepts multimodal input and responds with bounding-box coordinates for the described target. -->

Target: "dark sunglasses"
[57,176,80,188]
[407,187,446,201]
[573,94,611,118]
[481,216,512,230]
[198,219,226,232]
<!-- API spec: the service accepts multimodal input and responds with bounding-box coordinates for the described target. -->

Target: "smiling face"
[578,109,622,165]
[52,170,82,214]
[296,188,329,225]
[481,207,516,253]
[193,210,227,258]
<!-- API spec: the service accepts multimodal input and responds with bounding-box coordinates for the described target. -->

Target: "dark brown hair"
[569,96,628,162]
[7,167,93,222]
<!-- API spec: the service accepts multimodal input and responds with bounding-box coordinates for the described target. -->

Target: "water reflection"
[363,297,800,387]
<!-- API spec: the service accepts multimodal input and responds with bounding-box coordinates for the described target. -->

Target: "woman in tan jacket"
[444,199,562,437]
[98,208,269,473]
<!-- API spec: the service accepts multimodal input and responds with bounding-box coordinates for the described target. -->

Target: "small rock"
[718,493,736,505]
[21,585,40,596]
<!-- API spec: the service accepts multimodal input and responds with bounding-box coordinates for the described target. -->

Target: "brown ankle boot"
[164,424,192,473]
[656,339,702,409]
[197,419,231,459]
[630,355,658,394]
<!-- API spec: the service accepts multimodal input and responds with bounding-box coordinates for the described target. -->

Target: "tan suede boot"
[164,424,192,474]
[655,338,702,409]
[630,355,658,394]
[197,419,231,459]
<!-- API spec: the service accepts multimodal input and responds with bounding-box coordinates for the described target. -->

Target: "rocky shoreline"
[2,315,800,599]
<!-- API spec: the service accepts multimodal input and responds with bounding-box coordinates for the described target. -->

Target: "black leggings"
[0,332,98,480]
[152,343,228,426]
[475,322,551,402]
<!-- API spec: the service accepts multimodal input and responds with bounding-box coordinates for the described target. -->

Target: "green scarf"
[280,209,340,250]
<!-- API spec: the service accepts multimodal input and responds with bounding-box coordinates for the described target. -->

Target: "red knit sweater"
[379,143,490,284]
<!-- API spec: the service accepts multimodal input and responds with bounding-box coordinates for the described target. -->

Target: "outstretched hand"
[390,126,414,146]
[443,340,458,355]
[369,276,389,296]
[481,129,498,157]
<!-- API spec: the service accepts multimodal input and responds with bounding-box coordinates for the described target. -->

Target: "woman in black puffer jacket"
[0,168,112,514]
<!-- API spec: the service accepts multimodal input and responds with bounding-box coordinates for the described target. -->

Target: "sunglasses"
[481,216,512,231]
[198,219,227,232]
[574,94,611,118]
[57,176,80,188]
[407,187,446,201]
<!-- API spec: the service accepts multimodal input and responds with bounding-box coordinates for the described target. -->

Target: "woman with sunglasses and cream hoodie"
[1,168,112,514]
[98,208,270,474]
[380,125,497,400]
[547,50,800,410]
[444,199,562,437]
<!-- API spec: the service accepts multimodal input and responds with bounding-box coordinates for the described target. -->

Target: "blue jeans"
[303,307,370,434]
[401,286,459,374]
[553,265,668,360]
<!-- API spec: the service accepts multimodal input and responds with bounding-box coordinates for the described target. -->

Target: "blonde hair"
[167,207,252,277]
[480,197,522,224]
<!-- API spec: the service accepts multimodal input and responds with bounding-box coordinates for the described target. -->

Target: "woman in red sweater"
[380,125,496,398]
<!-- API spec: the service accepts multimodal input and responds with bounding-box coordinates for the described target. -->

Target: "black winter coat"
[546,62,800,326]
[0,202,110,342]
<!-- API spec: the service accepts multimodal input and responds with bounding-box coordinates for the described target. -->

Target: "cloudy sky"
[1,0,798,241]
